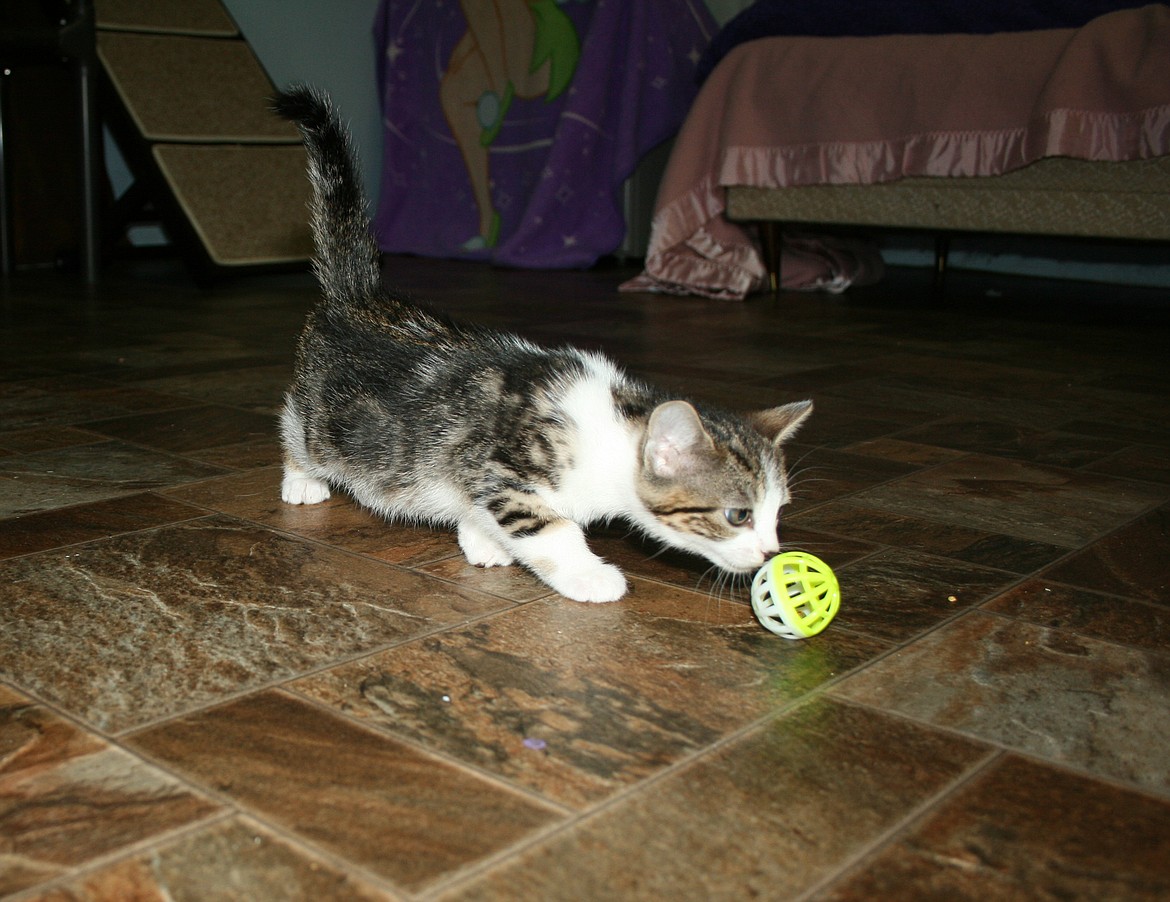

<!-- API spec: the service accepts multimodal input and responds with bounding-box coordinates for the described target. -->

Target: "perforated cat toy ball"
[750,551,840,639]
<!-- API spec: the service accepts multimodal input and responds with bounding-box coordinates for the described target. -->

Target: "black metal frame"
[0,0,101,283]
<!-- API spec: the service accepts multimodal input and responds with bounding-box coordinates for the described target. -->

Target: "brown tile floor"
[2,256,1170,900]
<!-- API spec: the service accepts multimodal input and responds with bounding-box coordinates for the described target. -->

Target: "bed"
[622,1,1170,299]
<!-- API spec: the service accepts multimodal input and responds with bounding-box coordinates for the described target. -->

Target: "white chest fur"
[539,360,641,525]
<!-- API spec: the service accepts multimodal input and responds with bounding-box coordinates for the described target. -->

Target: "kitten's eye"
[724,508,753,528]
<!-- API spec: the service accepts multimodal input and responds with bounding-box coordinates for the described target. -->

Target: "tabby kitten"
[274,86,812,603]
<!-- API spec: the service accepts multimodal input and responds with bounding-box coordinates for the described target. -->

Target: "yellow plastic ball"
[750,551,840,639]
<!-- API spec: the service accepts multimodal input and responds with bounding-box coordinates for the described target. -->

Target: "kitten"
[273,86,812,603]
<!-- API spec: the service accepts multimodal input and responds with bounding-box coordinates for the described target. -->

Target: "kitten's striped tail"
[272,85,381,305]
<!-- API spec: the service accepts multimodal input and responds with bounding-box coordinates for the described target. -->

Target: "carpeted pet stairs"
[96,0,313,272]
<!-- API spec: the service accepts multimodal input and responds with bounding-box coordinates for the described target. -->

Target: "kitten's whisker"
[785,470,835,491]
[642,543,675,563]
[787,476,836,492]
[702,567,728,621]
[693,564,721,598]
[786,442,828,471]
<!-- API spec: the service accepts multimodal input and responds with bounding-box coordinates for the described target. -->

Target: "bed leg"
[933,233,950,299]
[759,221,781,293]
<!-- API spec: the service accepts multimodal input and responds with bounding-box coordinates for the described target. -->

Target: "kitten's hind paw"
[458,523,514,568]
[281,474,331,505]
[550,562,627,604]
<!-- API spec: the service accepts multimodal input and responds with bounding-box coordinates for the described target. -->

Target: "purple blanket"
[371,0,715,269]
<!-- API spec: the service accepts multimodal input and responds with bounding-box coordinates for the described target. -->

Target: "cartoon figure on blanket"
[440,0,580,251]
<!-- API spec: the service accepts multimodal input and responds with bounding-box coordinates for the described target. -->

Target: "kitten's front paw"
[281,474,331,505]
[551,562,627,604]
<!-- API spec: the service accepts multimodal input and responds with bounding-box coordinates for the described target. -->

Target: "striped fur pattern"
[274,86,813,602]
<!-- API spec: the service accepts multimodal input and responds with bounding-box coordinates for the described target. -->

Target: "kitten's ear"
[750,400,814,446]
[644,400,715,479]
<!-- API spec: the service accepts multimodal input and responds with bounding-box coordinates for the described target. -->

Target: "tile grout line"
[792,746,1007,902]
[0,808,237,902]
[97,716,413,900]
[786,497,1170,659]
[823,691,1170,805]
[791,435,1170,552]
[415,684,898,900]
[976,591,1170,661]
[0,505,217,565]
[784,441,977,519]
[148,490,556,606]
[101,597,526,740]
[279,679,578,819]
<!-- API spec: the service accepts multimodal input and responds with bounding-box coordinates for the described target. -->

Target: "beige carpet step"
[96,0,312,271]
[153,144,313,267]
[98,32,297,143]
[96,0,239,36]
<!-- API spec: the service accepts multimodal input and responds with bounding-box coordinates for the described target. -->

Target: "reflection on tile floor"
[2,258,1169,899]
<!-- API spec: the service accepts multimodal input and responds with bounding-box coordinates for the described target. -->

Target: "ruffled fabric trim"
[720,104,1170,189]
